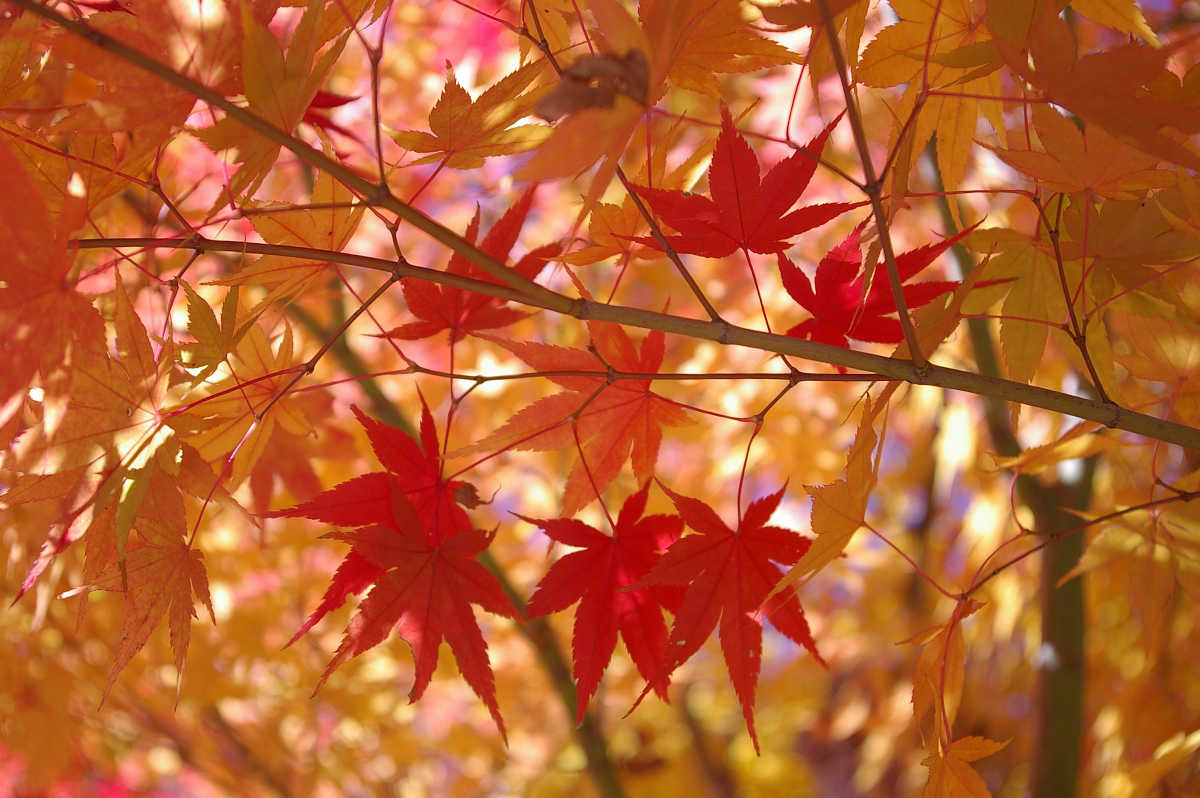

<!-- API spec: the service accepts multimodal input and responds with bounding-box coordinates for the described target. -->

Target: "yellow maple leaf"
[909,600,984,745]
[772,402,878,594]
[391,60,551,169]
[1069,0,1159,45]
[72,467,214,704]
[216,164,367,314]
[641,0,798,96]
[858,0,1004,202]
[970,246,1068,386]
[182,322,310,488]
[193,0,349,205]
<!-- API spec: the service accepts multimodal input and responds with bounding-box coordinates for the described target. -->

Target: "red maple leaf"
[306,486,517,739]
[630,106,861,257]
[379,186,559,343]
[270,399,470,543]
[522,484,685,723]
[275,407,515,738]
[301,89,363,143]
[780,222,975,348]
[463,323,690,515]
[634,483,824,751]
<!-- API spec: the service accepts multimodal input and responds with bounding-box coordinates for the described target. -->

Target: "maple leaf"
[559,199,656,266]
[270,399,473,544]
[192,0,350,205]
[276,404,514,736]
[988,1,1200,171]
[215,162,366,314]
[461,323,690,516]
[521,484,684,723]
[780,222,976,348]
[640,0,799,96]
[634,484,824,750]
[988,105,1173,200]
[0,137,97,440]
[181,321,310,488]
[773,404,878,595]
[631,106,859,258]
[180,282,241,381]
[297,484,517,739]
[390,60,550,169]
[14,273,180,596]
[922,736,1010,798]
[378,186,559,343]
[73,465,214,703]
[856,0,1005,202]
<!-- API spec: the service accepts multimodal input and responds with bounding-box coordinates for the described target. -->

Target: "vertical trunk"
[1030,476,1093,798]
[929,144,1094,797]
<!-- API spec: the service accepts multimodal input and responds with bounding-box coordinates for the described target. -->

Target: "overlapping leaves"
[273,401,515,736]
[379,186,559,343]
[634,483,824,750]
[522,484,683,722]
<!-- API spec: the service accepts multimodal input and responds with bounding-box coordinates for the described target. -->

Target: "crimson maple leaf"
[634,483,824,751]
[630,106,860,257]
[275,406,515,738]
[780,223,974,348]
[522,484,684,723]
[270,399,470,542]
[305,486,516,739]
[462,323,689,515]
[378,186,559,343]
[301,89,363,144]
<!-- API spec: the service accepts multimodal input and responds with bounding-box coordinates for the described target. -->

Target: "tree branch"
[12,0,561,309]
[74,235,1200,451]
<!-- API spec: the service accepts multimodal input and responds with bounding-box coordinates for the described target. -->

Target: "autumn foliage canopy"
[3,0,1200,796]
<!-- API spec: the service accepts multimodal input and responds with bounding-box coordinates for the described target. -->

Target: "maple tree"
[3,0,1200,796]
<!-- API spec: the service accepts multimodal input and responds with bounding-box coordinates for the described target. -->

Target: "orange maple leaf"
[922,736,1010,798]
[989,2,1200,170]
[988,105,1173,199]
[462,324,689,515]
[74,467,214,703]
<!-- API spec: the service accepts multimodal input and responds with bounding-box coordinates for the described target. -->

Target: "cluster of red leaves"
[628,106,975,346]
[270,401,517,736]
[276,403,822,745]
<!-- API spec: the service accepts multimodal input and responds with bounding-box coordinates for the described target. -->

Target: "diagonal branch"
[74,235,1200,451]
[12,0,561,309]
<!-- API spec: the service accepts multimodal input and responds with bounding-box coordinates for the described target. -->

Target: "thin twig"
[816,0,925,369]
